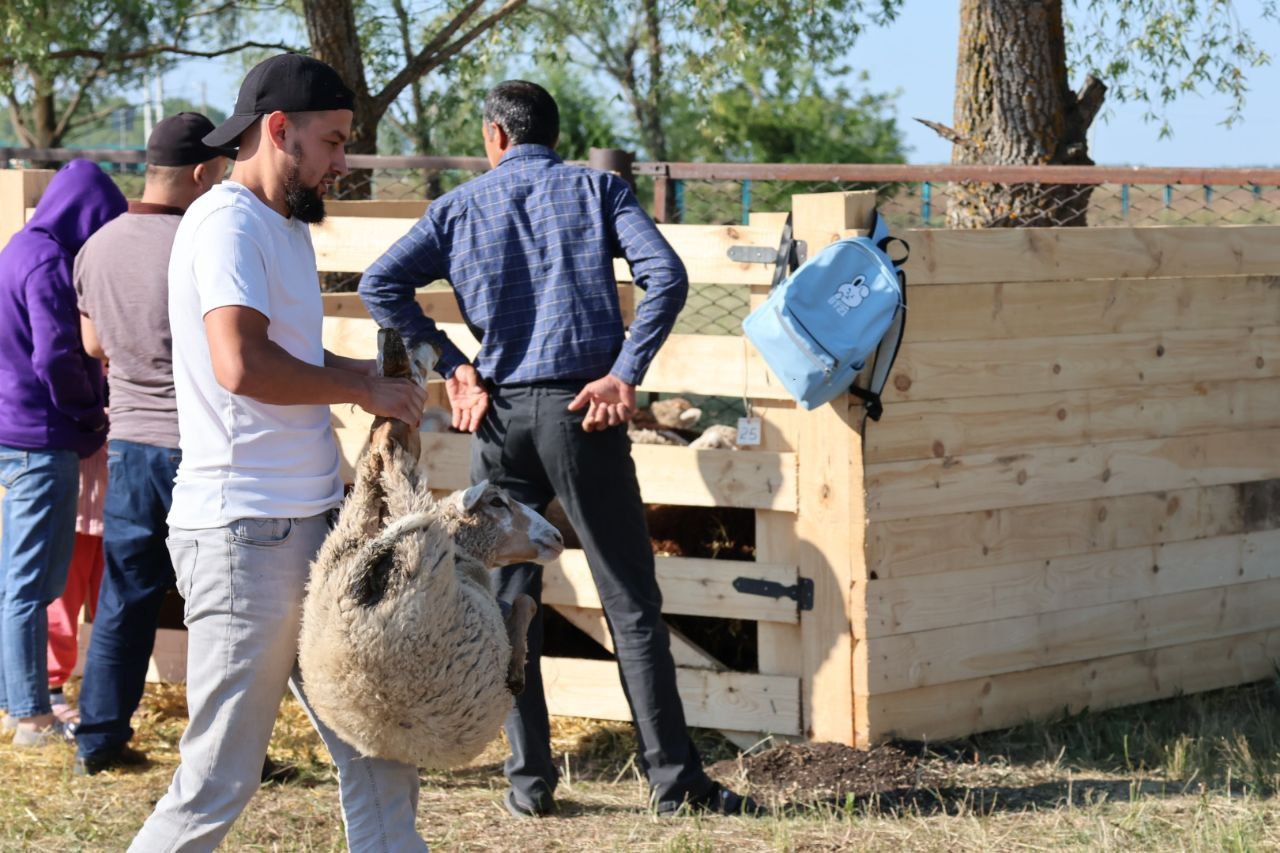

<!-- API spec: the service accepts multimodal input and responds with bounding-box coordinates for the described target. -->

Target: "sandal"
[51,702,80,730]
[11,719,75,747]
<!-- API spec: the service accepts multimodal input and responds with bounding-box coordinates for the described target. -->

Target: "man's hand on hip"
[568,374,636,432]
[361,377,427,426]
[446,364,489,433]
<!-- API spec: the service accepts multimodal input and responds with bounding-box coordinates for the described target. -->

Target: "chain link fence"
[648,176,1280,230]
[6,149,1279,423]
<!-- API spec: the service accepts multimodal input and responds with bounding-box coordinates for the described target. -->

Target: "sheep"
[299,328,563,769]
[689,424,740,450]
[631,396,702,431]
[300,433,563,770]
[628,427,689,446]
[434,480,562,697]
[629,423,740,449]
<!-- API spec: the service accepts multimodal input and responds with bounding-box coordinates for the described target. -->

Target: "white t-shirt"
[167,180,342,529]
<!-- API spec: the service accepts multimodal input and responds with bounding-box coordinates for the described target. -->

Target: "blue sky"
[851,1,1280,166]
[166,1,1280,167]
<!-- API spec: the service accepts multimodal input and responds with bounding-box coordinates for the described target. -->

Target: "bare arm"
[205,306,425,424]
[80,314,106,362]
[324,350,375,375]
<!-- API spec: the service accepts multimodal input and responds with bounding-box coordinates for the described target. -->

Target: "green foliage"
[0,0,282,147]
[678,0,903,93]
[665,71,906,164]
[525,0,906,160]
[1067,0,1280,134]
[539,63,629,159]
[379,50,627,158]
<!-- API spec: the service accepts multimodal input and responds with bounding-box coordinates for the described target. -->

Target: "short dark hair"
[483,80,559,147]
[144,163,190,187]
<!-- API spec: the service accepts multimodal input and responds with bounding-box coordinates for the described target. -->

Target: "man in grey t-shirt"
[72,113,232,774]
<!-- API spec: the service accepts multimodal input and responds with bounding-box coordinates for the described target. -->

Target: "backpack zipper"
[774,305,837,377]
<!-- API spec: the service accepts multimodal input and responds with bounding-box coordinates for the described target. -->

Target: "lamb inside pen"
[299,332,563,769]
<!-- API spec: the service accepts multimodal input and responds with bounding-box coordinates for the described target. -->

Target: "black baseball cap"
[203,53,356,149]
[147,112,235,166]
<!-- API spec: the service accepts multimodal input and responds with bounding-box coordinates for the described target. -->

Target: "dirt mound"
[708,742,941,805]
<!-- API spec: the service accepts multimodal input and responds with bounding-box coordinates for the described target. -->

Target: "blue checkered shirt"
[358,145,688,385]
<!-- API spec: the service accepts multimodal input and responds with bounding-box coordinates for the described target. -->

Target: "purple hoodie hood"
[0,160,126,457]
[26,159,128,256]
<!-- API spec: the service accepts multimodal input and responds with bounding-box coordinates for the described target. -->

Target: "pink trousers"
[46,533,104,689]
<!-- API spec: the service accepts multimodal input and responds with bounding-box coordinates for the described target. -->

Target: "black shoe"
[261,755,300,785]
[504,787,556,818]
[74,744,149,776]
[658,782,766,818]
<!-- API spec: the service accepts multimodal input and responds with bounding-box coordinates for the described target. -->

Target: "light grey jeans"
[130,514,428,852]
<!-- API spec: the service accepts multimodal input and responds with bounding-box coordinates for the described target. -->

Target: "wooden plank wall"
[862,225,1280,743]
[0,169,53,249]
[316,198,879,743]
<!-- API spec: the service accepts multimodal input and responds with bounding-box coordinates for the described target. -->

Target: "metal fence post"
[587,147,636,190]
[652,167,674,223]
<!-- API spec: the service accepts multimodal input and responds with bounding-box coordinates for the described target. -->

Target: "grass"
[5,678,1280,850]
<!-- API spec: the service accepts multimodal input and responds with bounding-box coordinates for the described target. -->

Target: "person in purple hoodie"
[0,160,126,746]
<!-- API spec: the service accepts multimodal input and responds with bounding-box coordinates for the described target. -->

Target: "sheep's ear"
[458,481,489,513]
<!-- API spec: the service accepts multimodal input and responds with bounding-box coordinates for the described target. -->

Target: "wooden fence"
[865,224,1280,743]
[313,191,875,747]
[4,168,1279,748]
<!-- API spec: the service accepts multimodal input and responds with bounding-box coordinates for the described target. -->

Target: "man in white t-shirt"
[130,55,429,852]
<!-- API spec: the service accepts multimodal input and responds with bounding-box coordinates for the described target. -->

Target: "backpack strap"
[770,213,800,290]
[870,207,912,268]
[868,208,889,244]
[850,269,908,422]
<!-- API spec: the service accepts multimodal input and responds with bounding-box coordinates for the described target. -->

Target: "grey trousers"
[130,514,428,852]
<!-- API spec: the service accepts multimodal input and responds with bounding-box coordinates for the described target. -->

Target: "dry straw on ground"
[4,678,1280,851]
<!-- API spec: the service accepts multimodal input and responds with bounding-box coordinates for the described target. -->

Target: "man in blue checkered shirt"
[359,80,759,819]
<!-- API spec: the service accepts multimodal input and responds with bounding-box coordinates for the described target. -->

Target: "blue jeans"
[77,440,181,758]
[0,444,80,718]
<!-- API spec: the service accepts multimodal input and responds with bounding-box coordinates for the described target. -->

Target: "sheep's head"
[446,481,564,567]
[408,340,439,390]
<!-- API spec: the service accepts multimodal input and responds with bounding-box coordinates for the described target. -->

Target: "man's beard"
[284,144,328,224]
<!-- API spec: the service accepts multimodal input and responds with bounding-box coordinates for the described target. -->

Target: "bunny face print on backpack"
[828,276,870,316]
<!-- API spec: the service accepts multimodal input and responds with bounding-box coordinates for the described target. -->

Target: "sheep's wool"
[299,445,512,769]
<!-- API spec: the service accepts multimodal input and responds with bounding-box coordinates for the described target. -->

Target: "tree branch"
[414,0,489,62]
[65,101,130,133]
[915,117,975,148]
[46,39,294,63]
[52,59,106,142]
[528,4,614,67]
[6,94,36,147]
[373,0,527,115]
[1075,75,1107,131]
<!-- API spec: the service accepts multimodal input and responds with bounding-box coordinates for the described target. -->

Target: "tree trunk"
[29,72,60,148]
[302,0,379,200]
[948,0,1103,227]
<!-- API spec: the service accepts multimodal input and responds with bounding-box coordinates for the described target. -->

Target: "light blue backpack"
[742,211,908,418]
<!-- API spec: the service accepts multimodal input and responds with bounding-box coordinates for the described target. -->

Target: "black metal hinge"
[732,576,815,611]
[727,242,808,266]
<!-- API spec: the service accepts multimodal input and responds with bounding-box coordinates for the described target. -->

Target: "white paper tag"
[736,416,762,446]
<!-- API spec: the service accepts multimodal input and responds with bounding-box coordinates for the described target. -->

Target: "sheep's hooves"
[506,674,526,696]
